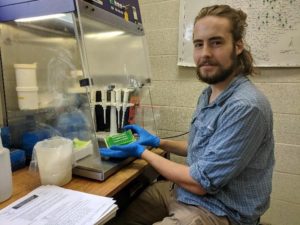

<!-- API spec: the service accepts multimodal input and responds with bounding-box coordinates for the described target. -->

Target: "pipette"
[110,89,117,134]
[115,88,122,129]
[101,88,108,124]
[121,88,134,128]
[90,89,96,121]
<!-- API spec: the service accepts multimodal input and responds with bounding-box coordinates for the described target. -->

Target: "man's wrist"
[140,148,148,159]
[157,138,166,148]
[153,136,160,148]
[136,144,146,158]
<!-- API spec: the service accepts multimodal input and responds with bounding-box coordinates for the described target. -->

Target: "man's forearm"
[158,139,188,156]
[141,149,207,195]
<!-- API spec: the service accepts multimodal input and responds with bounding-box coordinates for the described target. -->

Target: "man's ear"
[235,40,244,55]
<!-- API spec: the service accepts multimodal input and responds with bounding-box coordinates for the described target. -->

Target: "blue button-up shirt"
[176,75,274,225]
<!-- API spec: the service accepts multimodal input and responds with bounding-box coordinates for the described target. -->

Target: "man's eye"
[194,43,203,48]
[211,41,222,46]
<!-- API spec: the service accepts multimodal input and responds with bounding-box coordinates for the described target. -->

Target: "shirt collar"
[202,74,249,107]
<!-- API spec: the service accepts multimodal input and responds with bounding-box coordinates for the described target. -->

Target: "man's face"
[193,16,242,84]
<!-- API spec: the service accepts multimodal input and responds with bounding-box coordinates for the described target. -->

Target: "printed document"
[0,185,118,225]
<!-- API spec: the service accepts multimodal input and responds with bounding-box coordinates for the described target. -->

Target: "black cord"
[160,131,189,139]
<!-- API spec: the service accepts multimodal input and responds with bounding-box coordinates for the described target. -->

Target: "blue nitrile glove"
[123,124,160,148]
[99,142,145,158]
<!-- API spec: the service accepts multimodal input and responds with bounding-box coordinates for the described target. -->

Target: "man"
[101,4,274,225]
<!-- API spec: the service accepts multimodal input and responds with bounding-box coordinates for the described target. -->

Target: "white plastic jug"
[16,86,39,110]
[0,147,13,202]
[14,63,37,87]
[34,137,73,186]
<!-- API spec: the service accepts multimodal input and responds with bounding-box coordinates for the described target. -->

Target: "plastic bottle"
[0,131,13,202]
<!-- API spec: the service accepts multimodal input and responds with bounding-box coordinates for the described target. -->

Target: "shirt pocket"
[190,118,215,149]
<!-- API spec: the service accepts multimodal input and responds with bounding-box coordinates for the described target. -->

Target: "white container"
[14,63,37,87]
[16,86,39,110]
[0,147,13,203]
[35,137,73,186]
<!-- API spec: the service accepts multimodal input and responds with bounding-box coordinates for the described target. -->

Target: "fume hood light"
[85,31,125,39]
[15,14,66,23]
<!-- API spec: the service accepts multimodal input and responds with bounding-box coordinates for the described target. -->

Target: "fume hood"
[0,0,157,180]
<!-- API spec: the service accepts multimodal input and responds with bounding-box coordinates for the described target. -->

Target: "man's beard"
[196,51,237,85]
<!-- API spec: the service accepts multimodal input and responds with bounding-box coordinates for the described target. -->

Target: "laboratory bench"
[0,148,166,211]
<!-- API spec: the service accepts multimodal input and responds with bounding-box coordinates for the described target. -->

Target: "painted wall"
[139,0,300,225]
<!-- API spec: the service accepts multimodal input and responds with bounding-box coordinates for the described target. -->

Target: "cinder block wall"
[139,1,300,225]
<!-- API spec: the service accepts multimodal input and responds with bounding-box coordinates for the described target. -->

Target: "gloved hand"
[123,124,160,148]
[99,142,145,158]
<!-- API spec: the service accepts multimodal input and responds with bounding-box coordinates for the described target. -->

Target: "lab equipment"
[115,88,122,129]
[121,88,135,128]
[32,137,73,186]
[21,128,52,161]
[0,129,12,203]
[56,110,90,140]
[73,138,93,161]
[16,86,39,110]
[0,0,157,181]
[0,127,11,148]
[14,63,37,87]
[100,142,145,158]
[104,130,135,148]
[110,89,117,135]
[124,124,160,147]
[14,63,39,110]
[101,88,108,124]
[10,149,26,171]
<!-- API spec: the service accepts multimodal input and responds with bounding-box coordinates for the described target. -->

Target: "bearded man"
[102,5,274,225]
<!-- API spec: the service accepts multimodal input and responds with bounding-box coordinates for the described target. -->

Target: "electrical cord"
[160,131,189,139]
[146,131,189,150]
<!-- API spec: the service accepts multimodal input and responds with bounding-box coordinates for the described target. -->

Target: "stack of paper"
[0,185,118,225]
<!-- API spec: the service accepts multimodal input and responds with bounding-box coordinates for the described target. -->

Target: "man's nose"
[201,44,212,57]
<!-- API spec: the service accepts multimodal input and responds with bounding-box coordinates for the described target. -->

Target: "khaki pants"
[107,181,230,225]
